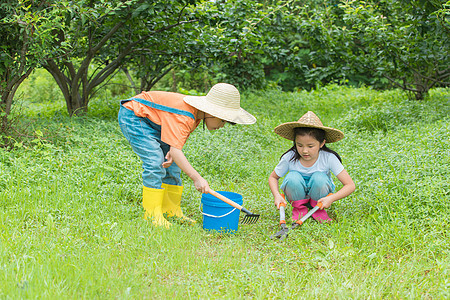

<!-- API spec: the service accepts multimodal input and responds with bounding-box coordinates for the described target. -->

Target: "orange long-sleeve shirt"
[123,91,201,149]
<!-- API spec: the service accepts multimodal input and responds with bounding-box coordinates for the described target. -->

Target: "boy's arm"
[169,146,210,193]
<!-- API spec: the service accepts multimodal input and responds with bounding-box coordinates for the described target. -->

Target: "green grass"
[1,86,449,299]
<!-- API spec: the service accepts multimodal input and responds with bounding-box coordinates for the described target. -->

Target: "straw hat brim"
[184,95,256,125]
[274,122,344,143]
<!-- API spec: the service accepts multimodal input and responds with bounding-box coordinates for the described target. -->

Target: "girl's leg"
[291,199,309,220]
[280,171,308,220]
[308,172,333,201]
[281,171,307,201]
[307,172,332,222]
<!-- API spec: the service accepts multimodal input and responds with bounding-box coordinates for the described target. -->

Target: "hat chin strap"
[202,113,213,130]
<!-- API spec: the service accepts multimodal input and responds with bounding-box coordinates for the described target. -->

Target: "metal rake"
[208,190,260,224]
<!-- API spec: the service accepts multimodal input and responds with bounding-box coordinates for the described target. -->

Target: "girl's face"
[295,134,326,162]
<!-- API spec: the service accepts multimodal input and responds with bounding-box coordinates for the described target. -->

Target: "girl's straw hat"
[184,83,256,125]
[274,111,344,143]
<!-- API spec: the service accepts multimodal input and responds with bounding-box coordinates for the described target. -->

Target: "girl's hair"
[280,127,342,162]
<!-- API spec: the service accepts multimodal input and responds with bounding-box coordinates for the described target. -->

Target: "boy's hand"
[162,151,173,168]
[194,177,210,194]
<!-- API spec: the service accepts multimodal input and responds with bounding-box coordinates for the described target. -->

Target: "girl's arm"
[169,146,210,193]
[318,169,355,209]
[268,171,287,209]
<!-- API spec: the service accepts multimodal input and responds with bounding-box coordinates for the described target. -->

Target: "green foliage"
[0,0,66,130]
[434,0,450,28]
[17,69,64,104]
[0,0,65,73]
[40,0,215,115]
[5,0,447,124]
[1,86,449,297]
[340,88,450,132]
[298,0,450,98]
[205,0,312,90]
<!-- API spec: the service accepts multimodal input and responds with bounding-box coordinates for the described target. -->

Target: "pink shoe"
[309,199,332,223]
[291,199,309,220]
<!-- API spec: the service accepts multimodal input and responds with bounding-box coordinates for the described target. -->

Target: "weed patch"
[1,86,449,298]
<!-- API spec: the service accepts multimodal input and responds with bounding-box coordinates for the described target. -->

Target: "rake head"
[240,208,260,224]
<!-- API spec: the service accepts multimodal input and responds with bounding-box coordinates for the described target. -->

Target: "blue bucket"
[201,191,242,234]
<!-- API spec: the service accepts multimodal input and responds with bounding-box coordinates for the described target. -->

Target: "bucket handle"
[199,203,237,218]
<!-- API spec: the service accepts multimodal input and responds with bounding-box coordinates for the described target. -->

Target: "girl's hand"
[317,195,333,209]
[162,151,173,168]
[194,177,210,194]
[269,171,285,209]
[274,194,287,209]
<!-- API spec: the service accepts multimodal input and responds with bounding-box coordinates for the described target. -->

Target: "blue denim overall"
[118,98,196,189]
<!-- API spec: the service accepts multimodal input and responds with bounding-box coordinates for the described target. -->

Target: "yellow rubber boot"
[142,186,171,228]
[161,183,196,225]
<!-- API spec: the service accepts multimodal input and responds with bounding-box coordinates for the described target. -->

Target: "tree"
[120,5,206,94]
[42,0,204,116]
[121,0,273,93]
[299,0,449,99]
[0,0,64,132]
[206,0,328,91]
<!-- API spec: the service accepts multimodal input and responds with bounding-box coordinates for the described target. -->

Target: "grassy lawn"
[1,85,449,299]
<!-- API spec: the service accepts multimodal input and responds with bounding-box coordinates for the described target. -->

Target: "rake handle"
[208,190,244,211]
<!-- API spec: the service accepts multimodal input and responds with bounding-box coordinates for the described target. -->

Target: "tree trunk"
[413,73,430,101]
[171,69,177,92]
[1,26,33,133]
[140,65,173,92]
[43,60,88,116]
[0,68,33,132]
[43,43,133,116]
[42,15,193,115]
[42,19,131,116]
[122,67,139,95]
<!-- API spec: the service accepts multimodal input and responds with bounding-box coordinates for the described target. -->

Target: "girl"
[268,111,355,222]
[118,83,256,228]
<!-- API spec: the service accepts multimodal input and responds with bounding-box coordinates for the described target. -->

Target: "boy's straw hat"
[184,83,256,125]
[274,111,344,143]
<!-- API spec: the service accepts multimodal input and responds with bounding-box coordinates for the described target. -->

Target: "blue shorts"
[280,171,334,201]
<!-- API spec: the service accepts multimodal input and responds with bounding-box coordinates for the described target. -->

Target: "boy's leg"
[142,186,170,228]
[118,106,166,188]
[118,106,170,227]
[161,183,196,224]
[160,142,182,186]
[159,143,195,224]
